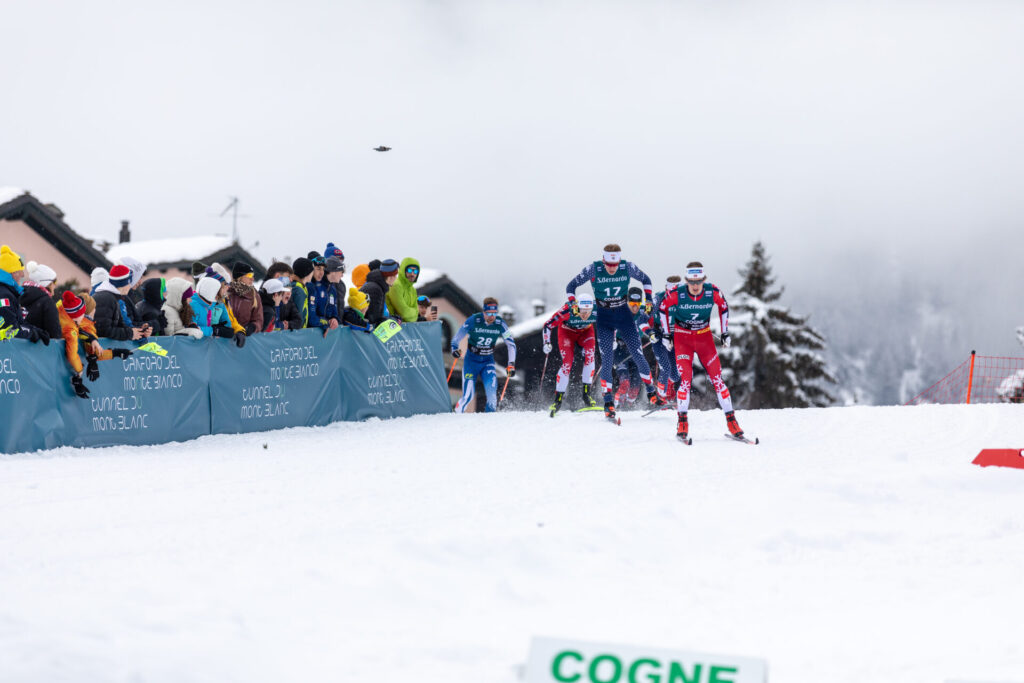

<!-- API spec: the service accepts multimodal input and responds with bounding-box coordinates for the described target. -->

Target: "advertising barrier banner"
[209,330,343,434]
[56,336,212,448]
[0,340,65,453]
[0,322,451,454]
[337,323,451,421]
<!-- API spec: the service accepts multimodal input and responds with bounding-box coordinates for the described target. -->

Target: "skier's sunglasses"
[406,266,419,274]
[685,278,706,286]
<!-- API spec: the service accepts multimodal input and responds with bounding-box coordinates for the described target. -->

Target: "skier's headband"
[483,304,499,314]
[685,267,706,284]
[602,250,621,265]
[577,297,594,309]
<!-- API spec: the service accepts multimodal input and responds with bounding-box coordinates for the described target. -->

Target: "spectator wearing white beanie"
[21,261,61,340]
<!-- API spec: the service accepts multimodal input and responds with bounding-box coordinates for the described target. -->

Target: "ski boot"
[604,399,619,424]
[725,411,744,438]
[549,392,564,418]
[581,384,597,409]
[647,383,665,406]
[614,379,631,407]
[676,412,690,444]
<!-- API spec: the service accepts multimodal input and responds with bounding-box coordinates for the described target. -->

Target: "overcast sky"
[2,0,1023,349]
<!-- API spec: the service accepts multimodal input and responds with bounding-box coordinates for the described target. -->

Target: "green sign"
[526,638,767,683]
[373,319,402,343]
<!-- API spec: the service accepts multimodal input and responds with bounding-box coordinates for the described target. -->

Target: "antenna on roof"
[220,196,242,243]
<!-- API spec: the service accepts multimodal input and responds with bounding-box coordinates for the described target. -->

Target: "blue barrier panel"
[56,336,212,448]
[0,340,65,453]
[208,328,343,434]
[337,321,452,420]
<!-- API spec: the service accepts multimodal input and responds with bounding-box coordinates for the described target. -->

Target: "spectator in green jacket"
[386,257,422,323]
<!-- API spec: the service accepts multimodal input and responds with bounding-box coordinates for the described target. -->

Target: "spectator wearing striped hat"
[93,264,152,341]
[56,290,133,399]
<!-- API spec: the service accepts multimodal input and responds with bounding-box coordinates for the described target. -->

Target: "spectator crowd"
[0,242,439,399]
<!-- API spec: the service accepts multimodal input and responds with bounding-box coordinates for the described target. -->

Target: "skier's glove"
[645,301,653,315]
[543,342,552,355]
[451,348,461,359]
[86,355,100,381]
[721,332,731,348]
[647,331,658,344]
[233,331,247,348]
[570,302,580,317]
[110,348,132,359]
[71,374,90,399]
[661,337,673,351]
[507,364,515,378]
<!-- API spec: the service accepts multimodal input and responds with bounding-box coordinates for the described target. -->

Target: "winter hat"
[90,267,108,288]
[108,264,132,288]
[627,287,643,303]
[182,286,194,304]
[0,245,24,273]
[210,263,232,284]
[119,256,146,287]
[205,267,225,283]
[27,262,57,287]
[292,257,314,279]
[324,242,344,260]
[262,278,286,295]
[347,287,368,310]
[325,256,345,273]
[61,290,85,318]
[232,261,254,280]
[191,261,208,278]
[196,276,221,303]
[351,264,370,288]
[379,259,399,275]
[78,292,96,317]
[367,259,381,272]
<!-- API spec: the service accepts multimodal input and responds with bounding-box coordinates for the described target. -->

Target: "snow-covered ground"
[2,404,1023,683]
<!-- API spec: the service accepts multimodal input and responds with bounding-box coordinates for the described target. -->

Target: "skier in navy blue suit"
[565,244,662,419]
[451,297,517,413]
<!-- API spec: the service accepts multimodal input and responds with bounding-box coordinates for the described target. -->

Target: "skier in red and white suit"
[542,293,597,415]
[658,264,746,441]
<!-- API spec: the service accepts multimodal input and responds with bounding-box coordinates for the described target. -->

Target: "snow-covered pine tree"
[721,241,836,408]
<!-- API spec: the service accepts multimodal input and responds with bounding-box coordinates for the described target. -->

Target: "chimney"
[531,298,545,317]
[118,220,131,244]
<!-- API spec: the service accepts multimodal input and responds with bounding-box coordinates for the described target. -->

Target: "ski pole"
[541,353,549,387]
[499,374,511,404]
[446,354,462,383]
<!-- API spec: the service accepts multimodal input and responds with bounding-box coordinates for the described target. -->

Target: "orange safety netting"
[906,352,1024,405]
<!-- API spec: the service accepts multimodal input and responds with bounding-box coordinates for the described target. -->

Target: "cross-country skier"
[542,293,597,416]
[659,262,745,442]
[451,297,517,413]
[651,276,682,401]
[565,244,659,421]
[612,288,657,408]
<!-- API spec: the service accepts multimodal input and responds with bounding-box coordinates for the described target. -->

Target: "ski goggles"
[311,256,326,266]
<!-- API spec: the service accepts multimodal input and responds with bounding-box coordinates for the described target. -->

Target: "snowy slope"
[1,404,1023,683]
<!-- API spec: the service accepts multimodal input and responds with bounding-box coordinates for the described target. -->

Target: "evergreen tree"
[721,242,836,408]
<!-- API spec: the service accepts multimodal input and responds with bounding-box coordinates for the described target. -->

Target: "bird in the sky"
[373,146,391,152]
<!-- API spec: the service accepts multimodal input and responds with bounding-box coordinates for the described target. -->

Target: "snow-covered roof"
[105,235,235,267]
[0,187,26,206]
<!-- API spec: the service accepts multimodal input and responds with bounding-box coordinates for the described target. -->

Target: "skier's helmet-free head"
[602,243,622,272]
[627,287,643,313]
[666,275,682,292]
[685,262,706,287]
[577,293,595,318]
[482,297,499,322]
